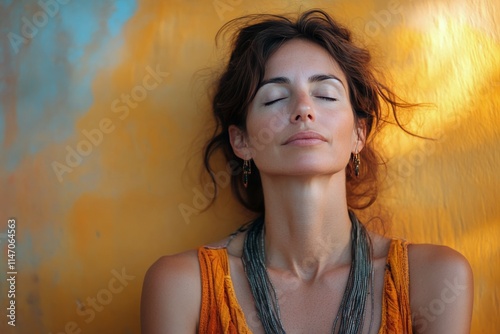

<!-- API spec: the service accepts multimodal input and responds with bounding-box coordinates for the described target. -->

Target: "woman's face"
[230,38,363,178]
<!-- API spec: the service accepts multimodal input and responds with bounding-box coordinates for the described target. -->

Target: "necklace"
[241,210,374,334]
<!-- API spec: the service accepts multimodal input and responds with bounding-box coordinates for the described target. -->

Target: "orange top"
[198,239,412,334]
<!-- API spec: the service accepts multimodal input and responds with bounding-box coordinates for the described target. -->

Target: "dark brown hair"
[203,9,416,214]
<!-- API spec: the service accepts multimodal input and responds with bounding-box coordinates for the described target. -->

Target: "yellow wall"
[1,0,498,333]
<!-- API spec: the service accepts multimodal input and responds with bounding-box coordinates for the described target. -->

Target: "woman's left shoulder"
[407,243,473,281]
[407,243,474,333]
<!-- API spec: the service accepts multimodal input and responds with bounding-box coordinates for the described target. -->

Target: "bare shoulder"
[408,243,473,334]
[143,250,200,288]
[141,250,200,334]
[408,243,473,288]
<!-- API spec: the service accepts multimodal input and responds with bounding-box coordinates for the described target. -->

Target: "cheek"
[328,113,355,140]
[246,113,283,149]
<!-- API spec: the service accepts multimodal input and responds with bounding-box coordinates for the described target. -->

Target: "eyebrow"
[258,74,346,90]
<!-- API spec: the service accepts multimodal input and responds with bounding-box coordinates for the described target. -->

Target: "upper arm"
[408,244,474,334]
[140,250,201,334]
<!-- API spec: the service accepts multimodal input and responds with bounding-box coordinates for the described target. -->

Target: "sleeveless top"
[198,238,412,334]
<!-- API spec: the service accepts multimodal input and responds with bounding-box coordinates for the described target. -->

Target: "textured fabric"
[198,246,252,334]
[378,239,413,334]
[198,239,412,334]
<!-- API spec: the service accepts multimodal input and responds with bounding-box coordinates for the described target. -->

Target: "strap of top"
[378,239,413,334]
[198,239,412,334]
[198,246,251,334]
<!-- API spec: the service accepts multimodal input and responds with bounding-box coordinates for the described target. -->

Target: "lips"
[283,131,327,145]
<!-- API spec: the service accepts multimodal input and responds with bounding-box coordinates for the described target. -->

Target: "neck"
[259,172,353,279]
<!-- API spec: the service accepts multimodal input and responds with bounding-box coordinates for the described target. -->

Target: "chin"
[256,155,349,177]
[279,162,344,177]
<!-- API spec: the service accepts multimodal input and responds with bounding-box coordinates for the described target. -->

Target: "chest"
[229,256,388,334]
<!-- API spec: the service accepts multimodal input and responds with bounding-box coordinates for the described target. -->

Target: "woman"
[141,9,473,334]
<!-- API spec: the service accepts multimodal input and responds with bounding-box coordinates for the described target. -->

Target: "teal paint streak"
[108,0,138,37]
[0,104,4,150]
[0,0,138,172]
[18,231,38,267]
[0,0,14,7]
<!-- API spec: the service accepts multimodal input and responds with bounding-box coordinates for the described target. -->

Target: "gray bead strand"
[241,210,374,334]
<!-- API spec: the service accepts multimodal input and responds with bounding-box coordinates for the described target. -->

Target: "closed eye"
[264,97,287,106]
[317,96,338,101]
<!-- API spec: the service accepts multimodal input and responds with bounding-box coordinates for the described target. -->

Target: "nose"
[291,94,315,123]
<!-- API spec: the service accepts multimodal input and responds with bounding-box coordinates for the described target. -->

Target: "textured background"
[0,0,498,333]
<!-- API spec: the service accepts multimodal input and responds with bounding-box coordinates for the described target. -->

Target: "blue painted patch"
[1,0,14,7]
[18,231,39,267]
[1,0,138,172]
[0,105,4,148]
[108,0,138,37]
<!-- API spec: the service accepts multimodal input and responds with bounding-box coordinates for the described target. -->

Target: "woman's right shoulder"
[143,249,201,298]
[141,249,201,334]
[147,249,200,278]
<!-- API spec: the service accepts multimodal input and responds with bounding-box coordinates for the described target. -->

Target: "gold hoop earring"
[352,153,360,177]
[243,159,251,188]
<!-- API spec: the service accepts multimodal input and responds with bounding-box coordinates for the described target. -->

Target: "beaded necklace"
[241,210,374,334]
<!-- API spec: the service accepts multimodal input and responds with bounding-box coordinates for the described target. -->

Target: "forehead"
[263,38,347,83]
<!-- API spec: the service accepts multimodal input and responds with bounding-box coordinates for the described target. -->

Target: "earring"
[243,159,251,188]
[353,152,360,177]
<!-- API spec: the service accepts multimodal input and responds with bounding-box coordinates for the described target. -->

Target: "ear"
[228,125,251,160]
[352,119,367,154]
